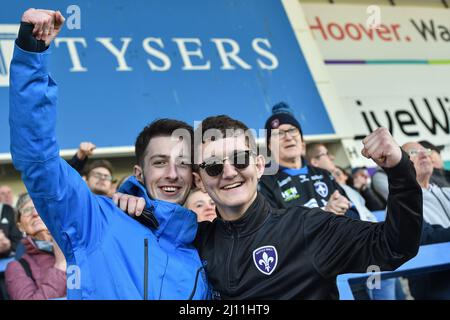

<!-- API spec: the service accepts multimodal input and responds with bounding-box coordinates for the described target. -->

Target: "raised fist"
[21,8,65,46]
[361,128,402,168]
[76,142,97,160]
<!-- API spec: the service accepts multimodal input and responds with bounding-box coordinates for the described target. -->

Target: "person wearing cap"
[259,102,359,218]
[5,193,66,300]
[419,140,450,188]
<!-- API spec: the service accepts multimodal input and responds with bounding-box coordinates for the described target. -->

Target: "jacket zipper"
[226,224,238,290]
[144,238,148,300]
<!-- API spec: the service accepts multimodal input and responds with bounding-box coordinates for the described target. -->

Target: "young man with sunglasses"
[259,103,358,218]
[9,8,209,299]
[123,114,422,299]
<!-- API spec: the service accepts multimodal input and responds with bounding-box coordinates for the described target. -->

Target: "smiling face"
[17,199,49,238]
[269,124,305,168]
[185,189,217,222]
[195,134,265,221]
[402,142,434,181]
[134,135,193,205]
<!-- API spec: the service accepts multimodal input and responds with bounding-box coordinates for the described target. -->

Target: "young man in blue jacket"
[9,8,209,300]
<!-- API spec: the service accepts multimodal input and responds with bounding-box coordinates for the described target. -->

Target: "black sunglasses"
[199,150,256,177]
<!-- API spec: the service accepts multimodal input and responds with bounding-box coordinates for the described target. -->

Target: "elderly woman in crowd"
[5,193,66,300]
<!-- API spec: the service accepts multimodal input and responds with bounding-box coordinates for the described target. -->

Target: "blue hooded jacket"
[9,45,209,300]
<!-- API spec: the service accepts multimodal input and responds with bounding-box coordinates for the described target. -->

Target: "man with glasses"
[400,142,450,300]
[402,142,450,228]
[259,103,357,218]
[190,115,422,299]
[82,160,115,196]
[419,140,450,188]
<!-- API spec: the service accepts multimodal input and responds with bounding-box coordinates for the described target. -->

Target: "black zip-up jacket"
[195,151,423,299]
[258,161,360,219]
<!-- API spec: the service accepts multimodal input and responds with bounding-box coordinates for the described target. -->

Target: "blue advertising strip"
[0,0,334,154]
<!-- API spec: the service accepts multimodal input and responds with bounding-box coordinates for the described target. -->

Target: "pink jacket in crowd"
[5,237,66,300]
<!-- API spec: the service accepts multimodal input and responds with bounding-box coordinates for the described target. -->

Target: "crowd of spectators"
[2,103,449,300]
[1,9,450,299]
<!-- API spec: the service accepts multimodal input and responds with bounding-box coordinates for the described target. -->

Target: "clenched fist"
[21,8,65,46]
[361,128,402,168]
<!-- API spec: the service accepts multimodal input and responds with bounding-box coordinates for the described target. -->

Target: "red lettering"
[391,24,401,41]
[358,23,375,40]
[327,23,345,40]
[376,24,393,41]
[310,17,328,40]
[345,23,362,40]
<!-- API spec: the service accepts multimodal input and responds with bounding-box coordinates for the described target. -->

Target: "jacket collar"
[118,176,198,246]
[22,236,43,255]
[216,193,271,236]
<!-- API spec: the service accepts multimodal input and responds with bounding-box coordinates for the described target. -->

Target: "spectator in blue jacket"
[9,8,209,300]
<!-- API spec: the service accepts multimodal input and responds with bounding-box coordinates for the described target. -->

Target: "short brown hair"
[83,159,114,177]
[305,143,325,163]
[194,115,257,153]
[135,119,194,168]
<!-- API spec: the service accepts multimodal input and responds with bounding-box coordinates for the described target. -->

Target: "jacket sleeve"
[5,260,66,300]
[5,206,23,254]
[360,187,386,211]
[421,222,450,245]
[66,153,88,174]
[304,151,423,278]
[9,44,105,256]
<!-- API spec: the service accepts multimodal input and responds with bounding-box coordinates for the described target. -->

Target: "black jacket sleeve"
[66,153,88,174]
[360,187,386,211]
[304,150,423,278]
[421,222,450,245]
[16,22,48,53]
[0,205,23,258]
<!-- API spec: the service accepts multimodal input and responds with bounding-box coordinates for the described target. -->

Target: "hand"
[112,192,146,217]
[76,142,96,160]
[0,231,11,254]
[21,8,65,46]
[325,190,350,216]
[361,128,402,168]
[52,239,66,271]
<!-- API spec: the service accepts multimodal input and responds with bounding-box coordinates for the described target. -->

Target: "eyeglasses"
[89,171,113,181]
[199,150,256,177]
[271,127,300,139]
[20,206,36,218]
[408,148,432,157]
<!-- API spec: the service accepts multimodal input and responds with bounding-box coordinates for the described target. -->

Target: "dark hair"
[83,159,114,177]
[135,118,194,167]
[305,143,325,163]
[195,115,256,158]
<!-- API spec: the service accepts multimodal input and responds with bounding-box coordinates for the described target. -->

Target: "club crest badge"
[253,246,278,275]
[314,181,328,198]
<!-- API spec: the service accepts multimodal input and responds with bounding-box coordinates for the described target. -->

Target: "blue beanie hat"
[265,102,303,142]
